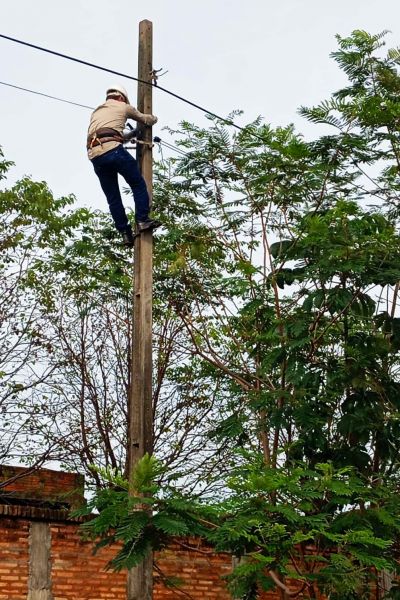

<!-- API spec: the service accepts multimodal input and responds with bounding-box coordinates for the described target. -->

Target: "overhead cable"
[0,33,245,133]
[1,79,188,157]
[155,138,188,157]
[0,81,94,110]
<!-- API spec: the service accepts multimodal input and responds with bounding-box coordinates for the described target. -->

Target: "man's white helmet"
[106,84,129,103]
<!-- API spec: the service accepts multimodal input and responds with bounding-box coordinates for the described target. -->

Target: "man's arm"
[126,105,158,126]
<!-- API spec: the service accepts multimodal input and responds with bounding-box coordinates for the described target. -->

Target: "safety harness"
[87,127,124,150]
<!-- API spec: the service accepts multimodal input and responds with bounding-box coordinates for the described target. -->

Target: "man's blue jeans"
[91,145,149,231]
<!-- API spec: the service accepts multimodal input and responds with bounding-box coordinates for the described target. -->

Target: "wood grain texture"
[127,19,154,600]
[28,522,53,600]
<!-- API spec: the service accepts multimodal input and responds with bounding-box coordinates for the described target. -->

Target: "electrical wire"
[157,140,166,167]
[0,33,246,133]
[157,139,188,157]
[0,79,188,157]
[0,81,94,110]
[4,73,379,191]
[1,56,384,204]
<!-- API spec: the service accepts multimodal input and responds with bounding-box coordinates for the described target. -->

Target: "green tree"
[0,149,85,467]
[0,151,226,492]
[81,31,400,599]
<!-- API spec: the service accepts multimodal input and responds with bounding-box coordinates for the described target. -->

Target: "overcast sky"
[1,0,400,213]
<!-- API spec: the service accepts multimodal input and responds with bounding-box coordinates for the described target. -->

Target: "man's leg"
[92,159,131,232]
[115,146,150,223]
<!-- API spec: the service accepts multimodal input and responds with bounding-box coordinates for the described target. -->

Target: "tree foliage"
[80,30,400,599]
[2,28,400,599]
[0,156,225,490]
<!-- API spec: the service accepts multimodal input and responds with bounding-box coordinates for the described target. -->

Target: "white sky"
[1,0,400,213]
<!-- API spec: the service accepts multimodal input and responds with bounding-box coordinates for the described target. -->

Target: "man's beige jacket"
[87,99,155,159]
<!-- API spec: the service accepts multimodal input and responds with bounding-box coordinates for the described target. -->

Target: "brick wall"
[0,466,306,599]
[0,518,29,600]
[50,522,127,600]
[154,541,233,599]
[0,516,241,600]
[0,512,308,600]
[0,465,84,508]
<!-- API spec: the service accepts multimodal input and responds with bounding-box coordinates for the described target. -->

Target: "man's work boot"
[137,219,162,233]
[121,228,135,248]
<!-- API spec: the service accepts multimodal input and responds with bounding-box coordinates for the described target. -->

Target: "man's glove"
[123,127,138,141]
[144,114,158,126]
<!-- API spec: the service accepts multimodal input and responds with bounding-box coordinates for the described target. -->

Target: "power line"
[0,33,245,133]
[3,76,380,194]
[0,81,94,110]
[1,78,188,158]
[156,139,188,157]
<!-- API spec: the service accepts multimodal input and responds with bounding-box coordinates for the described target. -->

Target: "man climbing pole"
[87,84,160,247]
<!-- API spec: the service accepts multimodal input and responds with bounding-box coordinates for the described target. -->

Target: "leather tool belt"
[87,127,124,150]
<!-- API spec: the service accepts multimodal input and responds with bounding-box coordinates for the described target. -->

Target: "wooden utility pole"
[127,19,154,600]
